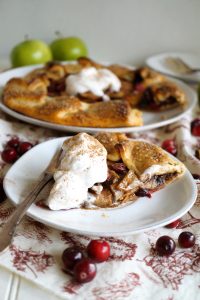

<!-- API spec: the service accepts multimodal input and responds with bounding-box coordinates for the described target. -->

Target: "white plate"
[0,64,197,133]
[3,137,197,236]
[146,52,200,83]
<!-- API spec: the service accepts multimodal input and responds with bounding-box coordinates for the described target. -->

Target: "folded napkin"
[0,104,200,300]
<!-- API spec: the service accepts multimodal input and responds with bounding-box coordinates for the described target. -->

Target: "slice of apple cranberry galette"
[45,132,185,210]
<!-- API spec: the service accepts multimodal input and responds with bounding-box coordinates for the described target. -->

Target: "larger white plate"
[0,64,197,133]
[146,52,200,83]
[3,137,197,236]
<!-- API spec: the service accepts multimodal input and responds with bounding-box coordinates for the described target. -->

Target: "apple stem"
[55,31,63,38]
[24,34,29,41]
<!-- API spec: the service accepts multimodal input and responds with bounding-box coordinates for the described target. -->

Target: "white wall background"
[0,0,199,66]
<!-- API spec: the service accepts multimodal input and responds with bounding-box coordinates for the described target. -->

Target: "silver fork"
[0,148,62,252]
[166,57,200,74]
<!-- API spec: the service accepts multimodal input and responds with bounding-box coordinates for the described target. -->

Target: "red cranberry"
[1,148,18,164]
[178,231,195,248]
[135,188,152,198]
[87,240,110,263]
[74,258,97,283]
[18,142,33,155]
[162,139,174,148]
[162,139,177,156]
[6,137,20,149]
[0,180,6,203]
[165,146,177,156]
[165,219,181,228]
[155,235,176,256]
[191,118,200,136]
[62,247,84,271]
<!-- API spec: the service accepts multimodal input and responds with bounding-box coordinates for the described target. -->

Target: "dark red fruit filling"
[135,188,152,198]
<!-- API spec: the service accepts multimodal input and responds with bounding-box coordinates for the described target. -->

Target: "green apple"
[10,39,52,67]
[50,36,88,61]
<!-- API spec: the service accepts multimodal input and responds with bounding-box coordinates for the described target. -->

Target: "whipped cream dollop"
[66,67,121,101]
[47,133,108,210]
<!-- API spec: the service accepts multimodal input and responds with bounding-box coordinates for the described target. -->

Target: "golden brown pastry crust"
[95,132,128,161]
[133,67,165,87]
[117,140,184,180]
[91,133,185,208]
[3,87,142,128]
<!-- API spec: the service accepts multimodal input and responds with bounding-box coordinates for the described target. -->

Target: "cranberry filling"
[139,88,154,108]
[135,188,151,198]
[192,174,200,180]
[139,88,176,110]
[47,78,66,95]
[107,161,128,175]
[153,173,176,186]
[133,69,143,84]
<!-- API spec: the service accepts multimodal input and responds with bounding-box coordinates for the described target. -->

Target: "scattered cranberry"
[162,139,177,156]
[165,219,181,228]
[87,240,110,263]
[74,258,97,283]
[6,137,20,149]
[135,188,151,198]
[155,235,176,256]
[178,231,195,248]
[62,247,84,271]
[0,180,6,203]
[162,139,174,148]
[18,142,33,155]
[191,118,200,137]
[1,138,34,164]
[1,148,18,164]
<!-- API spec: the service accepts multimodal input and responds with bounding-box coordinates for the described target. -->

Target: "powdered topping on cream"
[47,133,108,210]
[66,67,121,101]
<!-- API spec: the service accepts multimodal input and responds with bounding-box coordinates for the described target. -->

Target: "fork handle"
[0,174,52,252]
